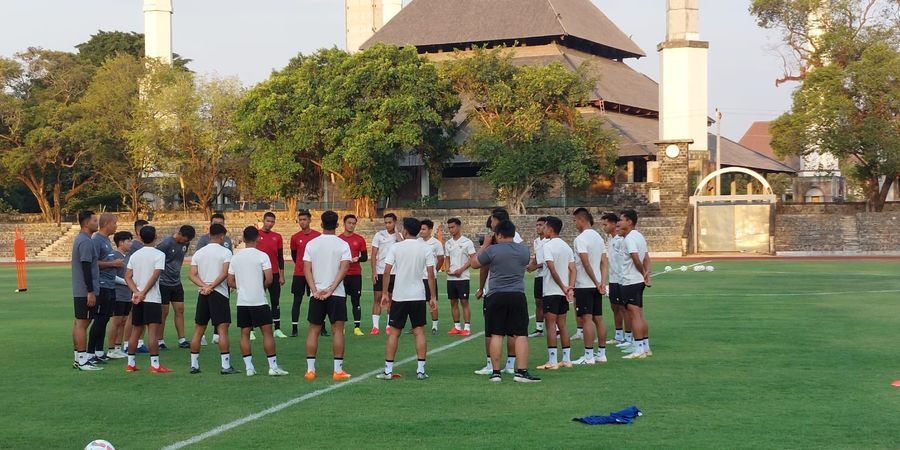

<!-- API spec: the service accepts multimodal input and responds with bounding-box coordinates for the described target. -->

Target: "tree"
[76,30,191,70]
[442,47,618,214]
[752,0,900,210]
[0,49,97,223]
[238,45,459,217]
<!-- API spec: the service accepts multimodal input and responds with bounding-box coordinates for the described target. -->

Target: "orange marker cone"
[14,228,27,292]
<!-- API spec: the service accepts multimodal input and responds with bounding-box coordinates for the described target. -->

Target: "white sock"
[417,359,426,373]
[267,355,278,370]
[584,348,594,359]
[636,341,645,353]
[127,354,135,366]
[158,340,165,346]
[505,356,515,369]
[536,322,544,331]
[464,323,471,331]
[576,327,583,335]
[178,337,187,344]
[243,355,254,371]
[625,332,633,342]
[645,338,651,351]
[432,320,439,330]
[372,315,380,329]
[562,347,571,363]
[615,329,623,341]
[334,358,343,373]
[77,352,89,365]
[150,355,160,369]
[385,360,394,374]
[190,352,199,369]
[220,353,230,370]
[548,348,558,365]
[138,339,145,347]
[73,350,78,362]
[306,358,316,372]
[95,350,104,358]
[454,322,461,330]
[114,345,122,351]
[598,347,607,359]
[485,356,493,370]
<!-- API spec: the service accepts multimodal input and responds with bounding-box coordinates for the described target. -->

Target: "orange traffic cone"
[14,228,27,292]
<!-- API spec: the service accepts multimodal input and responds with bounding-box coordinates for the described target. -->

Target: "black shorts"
[237,305,273,328]
[344,275,362,299]
[113,301,133,317]
[574,288,603,316]
[621,283,645,308]
[446,280,470,300]
[388,301,426,330]
[291,275,310,296]
[73,297,95,320]
[96,288,116,317]
[423,279,439,301]
[160,284,185,304]
[308,295,348,325]
[608,283,623,306]
[484,292,529,337]
[375,274,395,295]
[542,295,570,315]
[196,291,232,326]
[132,302,163,325]
[533,277,543,300]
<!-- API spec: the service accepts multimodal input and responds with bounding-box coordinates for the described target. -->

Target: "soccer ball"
[679,266,687,272]
[706,265,715,272]
[84,440,115,450]
[695,265,706,272]
[664,266,672,272]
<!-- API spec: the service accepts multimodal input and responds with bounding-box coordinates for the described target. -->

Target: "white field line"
[650,289,900,298]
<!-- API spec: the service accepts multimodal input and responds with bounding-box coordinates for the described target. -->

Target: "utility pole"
[715,108,722,195]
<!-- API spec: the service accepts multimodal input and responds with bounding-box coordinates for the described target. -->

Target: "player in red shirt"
[256,212,286,338]
[339,214,368,336]
[290,210,322,337]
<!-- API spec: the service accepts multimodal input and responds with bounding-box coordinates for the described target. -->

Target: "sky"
[1,0,795,139]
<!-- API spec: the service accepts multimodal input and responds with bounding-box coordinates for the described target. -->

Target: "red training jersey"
[256,229,284,274]
[290,229,321,276]
[339,232,367,276]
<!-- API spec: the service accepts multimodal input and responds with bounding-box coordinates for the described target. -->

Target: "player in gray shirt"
[87,213,121,362]
[156,225,196,348]
[71,211,102,371]
[106,230,135,359]
[196,213,233,253]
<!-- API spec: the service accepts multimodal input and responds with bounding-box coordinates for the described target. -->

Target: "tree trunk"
[20,177,54,223]
[353,197,376,219]
[871,175,895,212]
[285,196,298,215]
[505,186,530,215]
[51,179,62,225]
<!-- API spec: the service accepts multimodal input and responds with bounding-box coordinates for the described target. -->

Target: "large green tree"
[442,47,618,214]
[238,45,459,217]
[76,30,191,69]
[752,0,900,210]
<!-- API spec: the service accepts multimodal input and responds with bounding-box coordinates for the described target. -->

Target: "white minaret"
[346,0,403,53]
[144,0,173,64]
[658,0,709,154]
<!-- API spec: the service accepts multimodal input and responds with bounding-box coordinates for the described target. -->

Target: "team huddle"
[70,207,652,383]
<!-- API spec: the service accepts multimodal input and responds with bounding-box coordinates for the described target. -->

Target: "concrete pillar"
[420,166,430,199]
[143,0,173,64]
[656,140,692,217]
[346,0,404,53]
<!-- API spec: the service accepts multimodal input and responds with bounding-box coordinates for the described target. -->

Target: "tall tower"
[144,0,173,64]
[346,0,403,53]
[658,0,709,156]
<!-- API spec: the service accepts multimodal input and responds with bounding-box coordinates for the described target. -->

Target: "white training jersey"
[533,237,548,278]
[445,236,476,281]
[190,243,233,298]
[419,236,444,279]
[228,247,272,307]
[574,229,606,289]
[385,239,435,302]
[541,237,575,297]
[621,230,649,286]
[303,234,352,297]
[607,235,625,285]
[126,247,166,304]
[372,229,402,275]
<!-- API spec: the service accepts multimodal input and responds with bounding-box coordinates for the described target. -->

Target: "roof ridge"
[721,135,796,173]
[545,0,570,37]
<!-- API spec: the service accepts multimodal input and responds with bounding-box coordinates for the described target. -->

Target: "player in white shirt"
[187,223,237,375]
[418,219,445,334]
[124,226,169,373]
[571,208,609,365]
[302,211,352,382]
[600,213,629,346]
[369,213,403,335]
[537,216,576,370]
[619,209,652,359]
[376,218,437,381]
[228,227,288,376]
[526,217,548,337]
[444,218,476,336]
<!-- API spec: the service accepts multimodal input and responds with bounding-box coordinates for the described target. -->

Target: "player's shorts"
[308,295,348,325]
[291,275,310,296]
[484,292,528,337]
[542,295,570,315]
[237,305,274,328]
[97,288,116,317]
[388,300,426,330]
[73,297,95,320]
[608,283,623,306]
[374,274,395,295]
[132,302,163,325]
[574,288,602,316]
[423,279,439,301]
[160,284,185,304]
[344,275,362,299]
[621,283,645,308]
[196,291,231,326]
[446,280,470,300]
[113,301,133,317]
[533,277,543,300]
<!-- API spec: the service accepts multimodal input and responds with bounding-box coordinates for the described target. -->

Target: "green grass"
[1,259,899,449]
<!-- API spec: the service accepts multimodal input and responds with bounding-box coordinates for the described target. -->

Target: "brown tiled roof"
[709,135,797,173]
[738,121,801,171]
[361,0,645,59]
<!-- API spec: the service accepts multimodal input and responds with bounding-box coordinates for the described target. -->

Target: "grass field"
[1,259,899,449]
